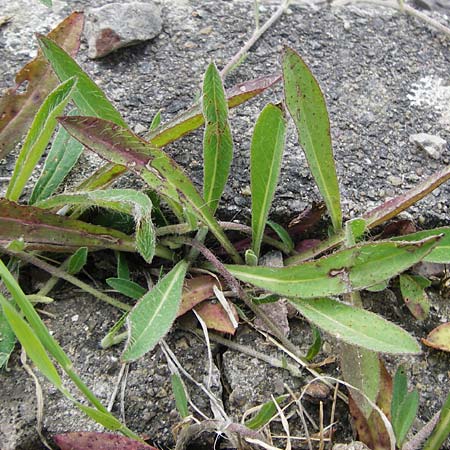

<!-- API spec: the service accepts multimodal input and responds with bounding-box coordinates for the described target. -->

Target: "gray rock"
[84,2,162,59]
[409,132,447,160]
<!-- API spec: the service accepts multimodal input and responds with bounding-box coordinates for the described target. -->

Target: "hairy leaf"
[291,297,420,354]
[6,77,77,201]
[399,274,431,320]
[58,116,242,263]
[422,323,450,352]
[0,199,134,253]
[227,237,440,298]
[67,247,88,275]
[365,165,450,228]
[30,109,84,204]
[36,189,155,262]
[0,12,84,158]
[251,104,286,257]
[283,47,342,232]
[0,307,16,368]
[202,62,233,213]
[106,278,146,300]
[392,227,450,263]
[123,261,188,362]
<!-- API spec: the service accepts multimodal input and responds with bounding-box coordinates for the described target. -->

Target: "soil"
[0,0,449,449]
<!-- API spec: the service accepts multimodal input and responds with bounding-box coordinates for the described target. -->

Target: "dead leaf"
[422,322,450,352]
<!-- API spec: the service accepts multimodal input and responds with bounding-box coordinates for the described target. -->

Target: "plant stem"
[0,248,131,311]
[220,0,292,78]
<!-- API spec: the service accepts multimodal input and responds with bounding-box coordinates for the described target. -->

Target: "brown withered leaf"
[349,360,393,450]
[194,301,238,334]
[177,275,219,317]
[0,12,84,158]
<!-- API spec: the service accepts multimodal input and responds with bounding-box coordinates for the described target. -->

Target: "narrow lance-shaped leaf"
[58,116,243,264]
[0,199,135,253]
[6,77,77,202]
[0,12,84,158]
[226,237,441,298]
[283,46,342,232]
[30,108,84,204]
[392,227,450,264]
[76,74,281,194]
[423,389,450,450]
[36,189,155,262]
[67,247,88,275]
[106,278,146,300]
[364,165,450,228]
[290,297,421,354]
[38,35,126,127]
[0,294,62,387]
[123,260,188,361]
[202,62,233,213]
[0,308,16,368]
[251,103,286,258]
[399,274,431,320]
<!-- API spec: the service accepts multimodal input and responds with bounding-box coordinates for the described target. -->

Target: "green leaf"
[245,396,286,430]
[267,220,294,253]
[0,199,134,253]
[226,237,440,298]
[0,294,62,387]
[0,307,16,368]
[35,189,155,262]
[289,297,421,354]
[245,249,258,266]
[122,260,188,362]
[391,366,419,446]
[423,390,450,450]
[365,280,389,292]
[106,278,146,300]
[250,103,286,257]
[341,344,380,418]
[101,311,129,349]
[399,274,431,320]
[149,110,162,131]
[30,108,84,204]
[305,325,322,361]
[171,373,189,419]
[202,62,233,213]
[6,77,77,202]
[39,0,52,6]
[283,46,342,232]
[75,403,124,430]
[38,35,126,127]
[345,218,366,246]
[392,227,450,263]
[116,252,130,280]
[67,247,88,275]
[58,116,242,264]
[0,12,84,159]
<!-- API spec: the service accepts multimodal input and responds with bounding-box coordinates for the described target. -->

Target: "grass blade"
[0,12,83,158]
[226,237,441,298]
[171,373,190,419]
[58,116,242,263]
[202,62,233,213]
[290,297,420,354]
[250,103,286,257]
[6,77,77,201]
[283,46,342,232]
[30,108,84,204]
[0,293,62,387]
[122,260,188,361]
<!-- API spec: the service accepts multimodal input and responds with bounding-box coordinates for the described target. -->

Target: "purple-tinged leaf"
[194,301,238,334]
[364,165,450,228]
[177,275,218,317]
[0,12,84,158]
[53,432,156,450]
[0,199,134,253]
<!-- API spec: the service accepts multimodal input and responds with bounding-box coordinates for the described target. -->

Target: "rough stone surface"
[1,0,450,449]
[84,2,162,59]
[410,132,448,159]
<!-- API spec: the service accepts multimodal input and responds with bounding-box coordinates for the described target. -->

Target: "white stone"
[409,132,447,160]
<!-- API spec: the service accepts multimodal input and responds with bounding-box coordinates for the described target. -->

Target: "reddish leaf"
[364,166,450,228]
[288,201,326,231]
[378,219,417,239]
[349,360,393,450]
[0,199,134,253]
[295,238,322,254]
[422,323,450,352]
[54,432,156,450]
[194,301,238,334]
[177,275,219,317]
[0,12,84,158]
